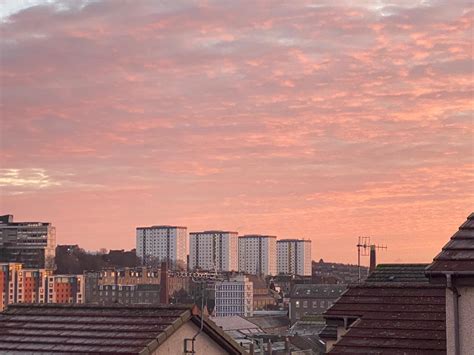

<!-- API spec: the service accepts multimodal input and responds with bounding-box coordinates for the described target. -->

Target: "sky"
[0,0,472,265]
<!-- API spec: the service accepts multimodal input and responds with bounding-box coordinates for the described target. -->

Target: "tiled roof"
[324,283,446,354]
[290,284,347,298]
[319,325,337,340]
[325,283,444,318]
[366,264,430,283]
[426,212,474,274]
[0,304,246,354]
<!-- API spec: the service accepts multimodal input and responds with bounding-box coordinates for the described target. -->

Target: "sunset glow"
[1,0,473,264]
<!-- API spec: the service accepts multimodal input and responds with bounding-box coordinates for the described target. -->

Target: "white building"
[214,275,253,317]
[136,226,188,269]
[277,239,312,276]
[189,231,238,272]
[238,235,277,276]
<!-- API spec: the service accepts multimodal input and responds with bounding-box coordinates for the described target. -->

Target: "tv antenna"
[357,236,387,282]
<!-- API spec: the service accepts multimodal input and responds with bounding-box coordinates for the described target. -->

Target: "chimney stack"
[369,245,376,273]
[160,261,169,304]
[267,340,272,355]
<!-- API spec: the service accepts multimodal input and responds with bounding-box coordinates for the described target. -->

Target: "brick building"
[0,263,83,311]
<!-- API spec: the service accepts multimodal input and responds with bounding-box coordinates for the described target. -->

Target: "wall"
[155,321,230,355]
[446,286,474,355]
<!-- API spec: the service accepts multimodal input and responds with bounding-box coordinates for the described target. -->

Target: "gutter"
[446,274,460,355]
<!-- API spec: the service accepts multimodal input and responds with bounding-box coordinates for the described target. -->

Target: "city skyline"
[1,1,473,264]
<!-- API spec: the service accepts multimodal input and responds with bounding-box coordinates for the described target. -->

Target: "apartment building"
[135,225,187,269]
[0,215,56,269]
[97,284,161,305]
[289,284,346,323]
[46,274,84,304]
[189,231,238,272]
[238,235,277,276]
[277,239,312,276]
[84,267,190,305]
[0,263,83,310]
[99,267,161,285]
[214,275,253,317]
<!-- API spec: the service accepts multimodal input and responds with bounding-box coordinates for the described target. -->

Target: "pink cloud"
[0,0,472,263]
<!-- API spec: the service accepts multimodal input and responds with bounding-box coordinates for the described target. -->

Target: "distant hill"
[312,259,368,283]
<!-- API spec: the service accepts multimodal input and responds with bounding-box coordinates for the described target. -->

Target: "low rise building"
[215,275,253,317]
[289,284,346,324]
[97,283,161,305]
[247,274,277,310]
[99,267,161,285]
[84,266,190,305]
[0,263,83,310]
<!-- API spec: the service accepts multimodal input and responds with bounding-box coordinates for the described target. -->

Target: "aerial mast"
[357,236,387,282]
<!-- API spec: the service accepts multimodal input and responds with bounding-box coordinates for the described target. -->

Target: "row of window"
[295,299,333,308]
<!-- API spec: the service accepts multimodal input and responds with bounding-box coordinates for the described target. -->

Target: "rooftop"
[288,320,326,336]
[366,264,430,283]
[239,234,277,239]
[324,283,446,354]
[191,230,238,235]
[0,303,245,354]
[211,315,262,332]
[246,315,290,331]
[277,239,311,243]
[426,212,474,275]
[136,225,187,230]
[0,214,51,227]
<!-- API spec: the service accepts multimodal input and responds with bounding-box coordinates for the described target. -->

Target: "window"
[303,301,308,308]
[295,300,300,308]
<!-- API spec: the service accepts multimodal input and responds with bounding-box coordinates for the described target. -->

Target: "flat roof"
[239,234,277,239]
[190,230,238,234]
[136,225,187,230]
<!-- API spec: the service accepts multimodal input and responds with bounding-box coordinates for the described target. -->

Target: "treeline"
[55,245,140,274]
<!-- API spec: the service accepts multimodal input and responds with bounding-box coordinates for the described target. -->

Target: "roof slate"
[366,264,429,283]
[0,304,246,354]
[320,265,446,354]
[426,212,474,274]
